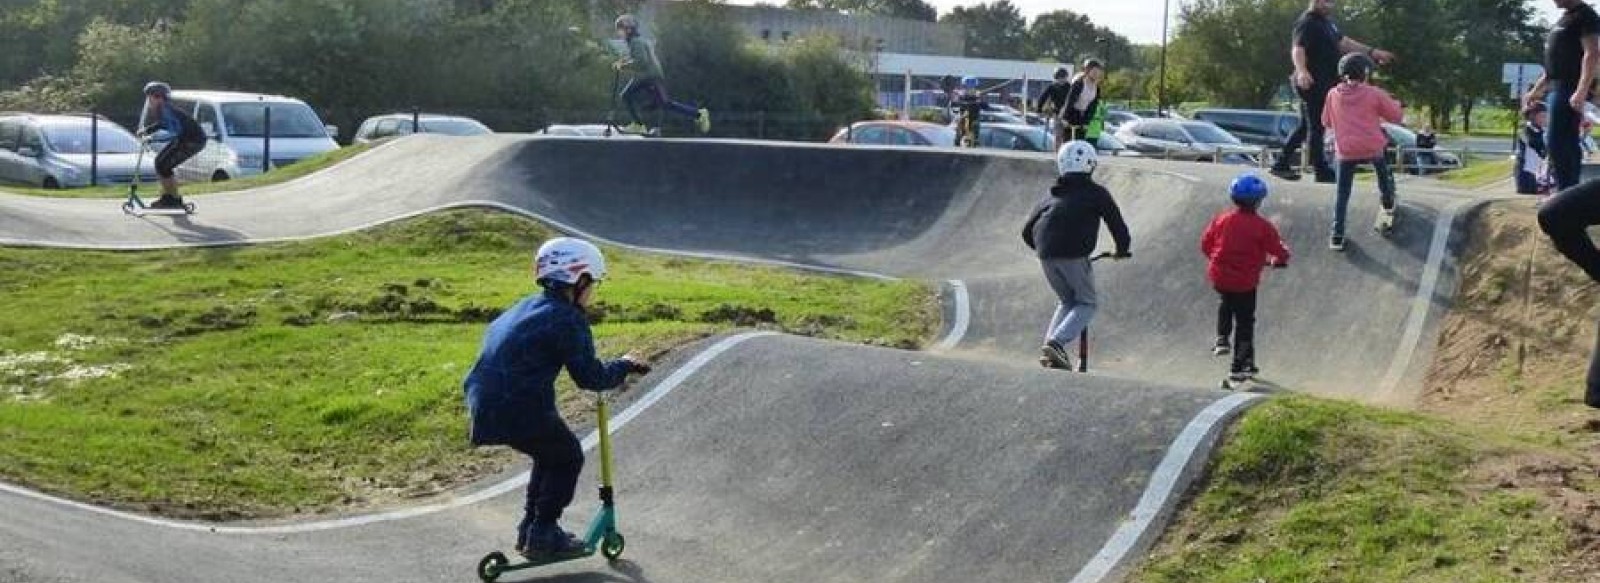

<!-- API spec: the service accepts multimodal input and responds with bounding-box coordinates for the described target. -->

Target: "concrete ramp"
[0,135,1476,582]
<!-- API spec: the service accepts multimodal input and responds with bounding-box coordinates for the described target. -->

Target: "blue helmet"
[1229,173,1269,203]
[961,75,979,89]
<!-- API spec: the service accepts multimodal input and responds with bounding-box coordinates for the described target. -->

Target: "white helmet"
[615,14,638,30]
[535,237,607,287]
[1056,140,1098,176]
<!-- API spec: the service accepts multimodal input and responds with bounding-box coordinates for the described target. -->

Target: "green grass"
[0,143,373,199]
[1438,158,1514,189]
[0,209,938,518]
[1130,396,1573,583]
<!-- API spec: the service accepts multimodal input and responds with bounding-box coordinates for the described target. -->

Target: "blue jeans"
[1546,82,1585,190]
[1332,157,1396,238]
[507,416,584,549]
[621,78,699,124]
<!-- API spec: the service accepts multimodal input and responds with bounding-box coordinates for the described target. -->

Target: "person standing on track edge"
[1022,141,1131,371]
[1270,0,1394,183]
[614,14,711,135]
[1525,0,1600,191]
[1062,59,1103,143]
[137,81,205,210]
[1035,67,1072,147]
[462,238,652,558]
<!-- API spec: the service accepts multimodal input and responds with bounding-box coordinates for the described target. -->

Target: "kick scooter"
[121,135,195,216]
[476,391,626,582]
[1076,251,1119,372]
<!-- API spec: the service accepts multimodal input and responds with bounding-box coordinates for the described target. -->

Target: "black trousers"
[1278,82,1334,173]
[1537,180,1600,407]
[1216,289,1257,371]
[506,416,585,545]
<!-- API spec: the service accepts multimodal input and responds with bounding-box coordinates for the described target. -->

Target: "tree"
[1028,10,1134,71]
[785,0,937,21]
[1164,0,1306,108]
[940,1,1027,59]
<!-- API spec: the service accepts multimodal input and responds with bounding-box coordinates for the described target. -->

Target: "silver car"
[353,113,492,144]
[1115,119,1260,165]
[0,114,155,189]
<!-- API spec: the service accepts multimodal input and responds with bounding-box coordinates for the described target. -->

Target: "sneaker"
[696,108,711,134]
[524,524,587,558]
[1268,165,1302,181]
[1374,206,1397,233]
[1241,364,1260,379]
[1329,234,1346,251]
[1213,336,1231,356]
[1314,169,1337,183]
[150,194,184,209]
[1040,342,1073,370]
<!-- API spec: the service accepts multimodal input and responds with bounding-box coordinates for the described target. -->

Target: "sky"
[725,1,1566,45]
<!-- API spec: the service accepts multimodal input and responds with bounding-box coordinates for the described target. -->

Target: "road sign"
[1504,62,1543,99]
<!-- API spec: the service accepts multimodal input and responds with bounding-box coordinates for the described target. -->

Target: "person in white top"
[1062,59,1104,142]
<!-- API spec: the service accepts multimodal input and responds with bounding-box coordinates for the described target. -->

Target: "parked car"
[1132,109,1188,121]
[1114,119,1259,164]
[1190,108,1300,149]
[0,113,155,188]
[829,121,956,147]
[1326,123,1463,175]
[980,123,1052,152]
[1103,110,1141,133]
[156,90,340,181]
[913,104,1026,126]
[535,124,646,138]
[353,113,491,144]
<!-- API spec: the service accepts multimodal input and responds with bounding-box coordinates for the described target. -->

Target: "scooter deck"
[122,201,196,216]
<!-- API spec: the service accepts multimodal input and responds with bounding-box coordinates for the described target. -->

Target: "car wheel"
[212,170,230,182]
[42,177,60,189]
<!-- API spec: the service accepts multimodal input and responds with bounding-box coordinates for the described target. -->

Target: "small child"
[952,75,984,147]
[1516,103,1551,195]
[1200,173,1291,384]
[614,14,711,135]
[137,81,207,209]
[462,237,651,558]
[1022,141,1132,370]
[1321,52,1402,251]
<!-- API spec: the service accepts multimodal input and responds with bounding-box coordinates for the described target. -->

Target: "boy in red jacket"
[1322,52,1403,251]
[1201,173,1291,384]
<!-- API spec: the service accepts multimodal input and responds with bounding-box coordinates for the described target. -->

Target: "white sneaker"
[1374,207,1396,234]
[1329,235,1346,251]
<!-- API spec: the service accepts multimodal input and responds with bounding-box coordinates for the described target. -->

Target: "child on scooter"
[1321,52,1403,251]
[1201,173,1291,385]
[614,14,711,135]
[463,237,651,558]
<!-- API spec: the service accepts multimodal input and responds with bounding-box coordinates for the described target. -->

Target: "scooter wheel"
[183,202,197,214]
[601,531,625,560]
[476,551,508,583]
[121,201,136,215]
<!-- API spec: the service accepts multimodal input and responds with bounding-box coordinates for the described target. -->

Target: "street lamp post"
[1158,0,1170,116]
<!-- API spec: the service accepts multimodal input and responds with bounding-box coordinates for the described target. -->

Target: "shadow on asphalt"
[511,558,654,583]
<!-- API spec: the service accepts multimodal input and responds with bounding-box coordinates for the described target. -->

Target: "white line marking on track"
[934,280,970,350]
[1066,392,1264,583]
[1378,198,1470,398]
[0,332,776,534]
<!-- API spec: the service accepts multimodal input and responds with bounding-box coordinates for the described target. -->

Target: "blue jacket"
[463,291,630,445]
[149,102,205,144]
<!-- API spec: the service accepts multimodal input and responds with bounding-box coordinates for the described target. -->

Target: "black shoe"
[1314,169,1336,183]
[1213,336,1231,356]
[524,525,586,558]
[1269,165,1301,181]
[1040,342,1074,370]
[1242,365,1260,379]
[150,195,185,209]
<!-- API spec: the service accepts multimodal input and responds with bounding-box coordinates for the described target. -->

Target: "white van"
[158,90,339,181]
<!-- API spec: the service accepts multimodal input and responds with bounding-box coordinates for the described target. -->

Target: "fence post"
[89,112,99,187]
[262,105,272,174]
[412,106,420,134]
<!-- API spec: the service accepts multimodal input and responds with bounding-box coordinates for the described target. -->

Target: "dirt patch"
[1425,201,1600,580]
[699,304,778,326]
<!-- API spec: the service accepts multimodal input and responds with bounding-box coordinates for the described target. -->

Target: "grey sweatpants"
[1041,257,1098,347]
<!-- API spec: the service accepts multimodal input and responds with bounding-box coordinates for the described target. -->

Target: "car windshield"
[221,102,327,138]
[1182,123,1240,144]
[42,124,141,154]
[1383,124,1416,147]
[420,119,489,136]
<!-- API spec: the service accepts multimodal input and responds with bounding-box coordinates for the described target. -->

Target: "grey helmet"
[1338,52,1374,80]
[142,81,172,98]
[614,14,638,30]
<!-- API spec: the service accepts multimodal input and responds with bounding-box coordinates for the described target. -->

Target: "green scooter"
[476,393,626,582]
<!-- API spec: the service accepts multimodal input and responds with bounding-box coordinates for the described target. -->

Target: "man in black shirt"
[1525,0,1600,191]
[1035,67,1072,146]
[1271,0,1394,182]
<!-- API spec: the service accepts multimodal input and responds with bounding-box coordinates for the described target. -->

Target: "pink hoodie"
[1322,82,1403,162]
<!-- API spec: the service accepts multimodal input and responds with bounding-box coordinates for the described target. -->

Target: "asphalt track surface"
[0,135,1481,583]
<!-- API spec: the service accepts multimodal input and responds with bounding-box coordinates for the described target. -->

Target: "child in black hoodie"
[1022,140,1132,370]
